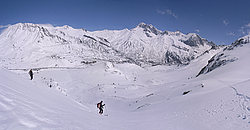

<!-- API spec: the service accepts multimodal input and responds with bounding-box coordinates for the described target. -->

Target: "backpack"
[97,103,101,108]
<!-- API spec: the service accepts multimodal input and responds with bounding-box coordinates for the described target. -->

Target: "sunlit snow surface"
[0,24,249,129]
[0,43,250,129]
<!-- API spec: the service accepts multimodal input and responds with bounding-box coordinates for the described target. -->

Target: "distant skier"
[97,101,105,114]
[29,69,33,80]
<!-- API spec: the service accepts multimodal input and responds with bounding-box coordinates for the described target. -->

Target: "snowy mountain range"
[91,23,218,65]
[0,23,219,68]
[0,23,250,130]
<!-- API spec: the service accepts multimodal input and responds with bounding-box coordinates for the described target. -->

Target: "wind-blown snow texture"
[0,23,249,130]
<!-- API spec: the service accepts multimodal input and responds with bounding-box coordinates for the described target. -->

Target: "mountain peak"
[137,22,156,30]
[137,22,151,27]
[136,22,161,35]
[12,23,36,28]
[61,25,73,29]
[226,34,250,50]
[9,23,50,31]
[188,33,199,37]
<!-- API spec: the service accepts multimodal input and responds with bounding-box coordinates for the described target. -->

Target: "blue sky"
[0,0,250,45]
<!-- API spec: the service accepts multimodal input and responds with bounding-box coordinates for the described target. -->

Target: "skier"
[28,69,33,80]
[97,101,105,114]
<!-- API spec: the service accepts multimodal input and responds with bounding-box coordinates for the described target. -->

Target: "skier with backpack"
[97,101,105,114]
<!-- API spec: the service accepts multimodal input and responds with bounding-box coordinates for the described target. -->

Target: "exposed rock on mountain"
[196,35,250,77]
[0,23,218,68]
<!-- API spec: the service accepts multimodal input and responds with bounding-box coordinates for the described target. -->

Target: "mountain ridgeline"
[0,23,218,68]
[196,35,250,77]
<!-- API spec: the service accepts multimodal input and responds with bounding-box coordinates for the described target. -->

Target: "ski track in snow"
[216,79,250,124]
[231,86,250,123]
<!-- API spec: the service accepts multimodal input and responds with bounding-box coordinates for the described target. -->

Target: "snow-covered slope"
[0,69,99,129]
[0,23,218,68]
[1,49,249,129]
[197,34,250,77]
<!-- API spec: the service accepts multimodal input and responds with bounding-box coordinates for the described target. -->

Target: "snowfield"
[0,23,249,130]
